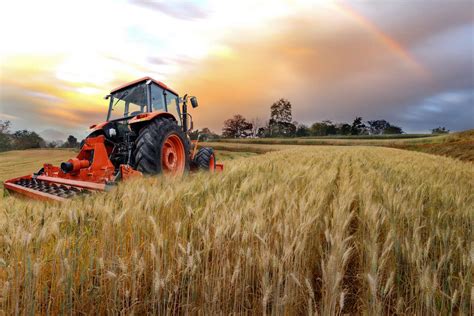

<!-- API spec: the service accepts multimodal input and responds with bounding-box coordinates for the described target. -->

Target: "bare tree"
[250,117,262,137]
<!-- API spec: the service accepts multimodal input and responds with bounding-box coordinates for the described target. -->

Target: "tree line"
[219,99,450,138]
[0,120,80,152]
[1,103,452,151]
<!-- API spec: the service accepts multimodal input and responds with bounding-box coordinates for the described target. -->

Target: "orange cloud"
[1,1,471,134]
[174,10,430,131]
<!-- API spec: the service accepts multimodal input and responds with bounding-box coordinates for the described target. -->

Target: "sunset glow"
[0,0,472,139]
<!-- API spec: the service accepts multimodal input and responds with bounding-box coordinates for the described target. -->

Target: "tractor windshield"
[108,83,148,121]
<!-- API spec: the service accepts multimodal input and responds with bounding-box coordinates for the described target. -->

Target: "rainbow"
[334,1,428,76]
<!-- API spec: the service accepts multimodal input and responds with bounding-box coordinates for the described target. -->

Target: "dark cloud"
[399,90,474,132]
[347,0,474,47]
[130,0,207,20]
[176,2,473,133]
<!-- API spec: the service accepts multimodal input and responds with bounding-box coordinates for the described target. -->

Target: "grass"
[0,149,76,184]
[212,134,443,146]
[392,129,474,162]
[0,146,472,314]
[214,149,257,160]
[299,134,435,139]
[0,148,253,185]
[206,129,474,161]
[215,134,437,142]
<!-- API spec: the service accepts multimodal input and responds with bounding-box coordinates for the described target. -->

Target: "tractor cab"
[105,77,198,132]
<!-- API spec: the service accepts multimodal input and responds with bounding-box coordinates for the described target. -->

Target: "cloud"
[346,0,474,47]
[399,90,474,132]
[39,129,70,142]
[0,0,472,135]
[130,0,207,20]
[173,2,474,132]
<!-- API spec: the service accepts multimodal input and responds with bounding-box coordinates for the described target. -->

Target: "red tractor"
[4,77,222,201]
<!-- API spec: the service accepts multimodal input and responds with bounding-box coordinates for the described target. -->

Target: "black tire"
[133,117,190,175]
[193,147,216,171]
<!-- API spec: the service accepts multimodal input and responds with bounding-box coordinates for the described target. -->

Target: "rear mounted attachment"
[4,135,136,201]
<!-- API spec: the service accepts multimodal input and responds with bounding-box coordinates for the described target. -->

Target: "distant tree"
[310,122,328,136]
[272,121,296,137]
[367,120,391,135]
[46,141,62,148]
[323,120,337,135]
[336,123,352,135]
[270,99,292,124]
[383,125,404,134]
[200,127,211,135]
[432,126,450,134]
[200,128,219,141]
[200,127,212,139]
[257,126,269,138]
[0,120,10,134]
[0,120,12,152]
[222,115,253,138]
[188,129,200,140]
[296,124,310,137]
[269,99,296,137]
[12,130,44,149]
[188,128,218,141]
[63,135,78,148]
[351,117,367,135]
[309,120,336,136]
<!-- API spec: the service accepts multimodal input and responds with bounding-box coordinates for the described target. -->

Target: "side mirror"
[104,94,111,100]
[190,96,199,108]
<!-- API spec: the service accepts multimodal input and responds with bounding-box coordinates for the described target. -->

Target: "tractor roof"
[110,76,179,96]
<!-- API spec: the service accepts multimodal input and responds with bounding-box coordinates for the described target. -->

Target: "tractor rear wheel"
[193,147,216,171]
[133,117,190,175]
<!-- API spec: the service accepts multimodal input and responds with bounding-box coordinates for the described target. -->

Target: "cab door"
[164,91,182,126]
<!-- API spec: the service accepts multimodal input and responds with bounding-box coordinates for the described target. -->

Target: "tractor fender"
[89,121,108,133]
[128,111,177,133]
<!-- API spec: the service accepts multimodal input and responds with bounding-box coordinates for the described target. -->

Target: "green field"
[206,129,474,161]
[212,133,442,145]
[1,140,473,314]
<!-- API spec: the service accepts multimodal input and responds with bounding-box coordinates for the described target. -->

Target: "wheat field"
[0,146,472,314]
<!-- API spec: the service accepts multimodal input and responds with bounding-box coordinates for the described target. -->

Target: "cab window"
[165,92,182,125]
[151,84,165,111]
[108,83,147,121]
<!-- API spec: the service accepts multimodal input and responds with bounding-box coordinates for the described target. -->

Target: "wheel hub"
[162,134,185,175]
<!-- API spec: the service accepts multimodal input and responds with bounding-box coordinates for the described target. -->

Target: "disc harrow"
[12,178,90,199]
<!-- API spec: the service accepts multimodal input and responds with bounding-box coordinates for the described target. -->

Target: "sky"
[0,0,473,140]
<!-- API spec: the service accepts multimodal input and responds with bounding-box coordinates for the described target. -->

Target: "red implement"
[4,136,141,201]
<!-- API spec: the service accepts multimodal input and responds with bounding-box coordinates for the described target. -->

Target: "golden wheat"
[0,146,472,314]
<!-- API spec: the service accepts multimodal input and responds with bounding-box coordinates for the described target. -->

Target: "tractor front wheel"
[133,117,190,176]
[193,147,216,171]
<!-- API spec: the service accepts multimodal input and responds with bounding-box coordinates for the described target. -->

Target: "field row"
[1,146,472,314]
[205,129,474,161]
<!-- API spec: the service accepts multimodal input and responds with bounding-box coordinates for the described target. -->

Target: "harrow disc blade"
[5,177,92,201]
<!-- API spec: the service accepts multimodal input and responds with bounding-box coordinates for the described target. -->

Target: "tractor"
[4,77,222,201]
